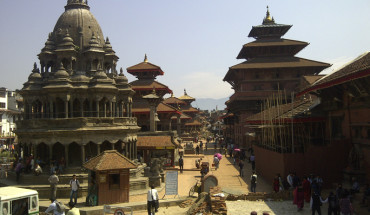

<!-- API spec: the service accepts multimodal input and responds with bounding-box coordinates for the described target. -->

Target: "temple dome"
[53,0,104,51]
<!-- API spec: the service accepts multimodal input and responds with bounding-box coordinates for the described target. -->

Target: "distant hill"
[193,97,229,111]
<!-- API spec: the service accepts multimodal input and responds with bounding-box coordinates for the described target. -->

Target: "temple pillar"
[126,103,130,117]
[134,141,137,159]
[125,142,128,158]
[96,100,100,117]
[177,115,181,135]
[65,144,69,168]
[104,102,107,117]
[50,101,54,119]
[80,99,84,117]
[64,100,69,118]
[120,102,124,117]
[89,100,93,117]
[70,100,74,118]
[129,102,133,117]
[109,101,112,117]
[168,118,172,131]
[112,142,115,150]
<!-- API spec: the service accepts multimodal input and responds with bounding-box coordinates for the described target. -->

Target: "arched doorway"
[84,142,97,160]
[68,142,81,167]
[36,143,50,167]
[100,141,112,153]
[114,141,123,153]
[52,142,65,163]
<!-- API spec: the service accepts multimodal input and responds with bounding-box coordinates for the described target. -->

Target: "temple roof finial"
[184,89,187,95]
[263,5,275,25]
[120,67,123,75]
[32,62,40,73]
[144,54,148,63]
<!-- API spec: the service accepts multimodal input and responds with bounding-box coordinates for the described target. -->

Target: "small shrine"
[83,150,137,205]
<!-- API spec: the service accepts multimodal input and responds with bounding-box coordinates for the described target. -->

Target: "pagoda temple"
[127,55,181,132]
[223,7,330,148]
[163,90,201,136]
[15,0,140,167]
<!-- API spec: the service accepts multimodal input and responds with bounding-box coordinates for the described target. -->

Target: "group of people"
[277,172,358,214]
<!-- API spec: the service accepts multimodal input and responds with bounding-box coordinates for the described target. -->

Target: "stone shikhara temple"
[16,0,140,167]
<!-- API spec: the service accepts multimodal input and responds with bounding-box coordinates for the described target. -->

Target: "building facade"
[223,7,330,149]
[15,0,140,167]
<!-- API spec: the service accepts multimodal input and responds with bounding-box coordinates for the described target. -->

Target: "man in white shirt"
[147,185,159,215]
[69,175,80,205]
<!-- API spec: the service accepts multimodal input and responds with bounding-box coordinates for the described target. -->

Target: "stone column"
[50,101,54,119]
[120,102,124,117]
[177,115,181,135]
[129,102,133,117]
[112,142,115,150]
[89,100,93,117]
[104,102,107,117]
[96,100,100,117]
[65,144,69,168]
[81,145,85,165]
[125,142,129,158]
[64,100,69,118]
[109,101,112,117]
[80,100,84,117]
[97,144,101,155]
[134,141,137,159]
[70,100,74,118]
[168,118,172,131]
[149,105,156,132]
[126,103,130,117]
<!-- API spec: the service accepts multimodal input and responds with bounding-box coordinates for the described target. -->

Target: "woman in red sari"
[302,176,311,202]
[293,184,305,211]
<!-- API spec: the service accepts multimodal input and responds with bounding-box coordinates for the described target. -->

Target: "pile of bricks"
[226,190,292,201]
[179,199,194,208]
[210,186,227,214]
[190,202,210,215]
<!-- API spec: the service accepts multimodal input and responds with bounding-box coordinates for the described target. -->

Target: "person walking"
[213,156,220,170]
[327,191,339,215]
[339,191,353,215]
[15,160,23,183]
[238,160,244,177]
[250,154,255,170]
[293,184,305,211]
[147,185,159,215]
[250,171,257,193]
[310,191,328,215]
[178,156,184,173]
[48,171,59,201]
[69,175,80,206]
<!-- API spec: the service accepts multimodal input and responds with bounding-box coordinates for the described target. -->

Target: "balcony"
[16,117,138,130]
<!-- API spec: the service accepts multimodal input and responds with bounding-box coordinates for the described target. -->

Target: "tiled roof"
[171,112,192,120]
[178,94,195,100]
[132,101,180,114]
[163,96,187,105]
[180,106,199,113]
[83,150,137,171]
[242,39,308,47]
[137,136,176,147]
[127,61,164,75]
[184,119,202,126]
[130,80,171,92]
[229,57,330,70]
[303,75,324,85]
[245,98,320,124]
[298,52,370,97]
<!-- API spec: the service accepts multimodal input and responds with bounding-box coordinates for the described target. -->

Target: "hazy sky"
[1,0,370,99]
